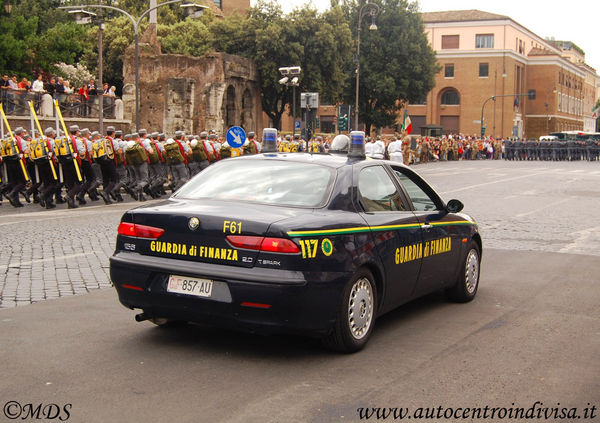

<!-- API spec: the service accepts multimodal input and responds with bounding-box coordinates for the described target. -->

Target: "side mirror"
[446,199,464,214]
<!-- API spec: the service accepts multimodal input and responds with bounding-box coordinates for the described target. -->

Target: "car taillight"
[260,237,300,253]
[226,235,263,250]
[118,222,165,239]
[226,235,300,254]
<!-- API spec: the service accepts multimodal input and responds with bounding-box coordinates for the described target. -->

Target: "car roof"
[234,152,356,169]
[235,152,411,171]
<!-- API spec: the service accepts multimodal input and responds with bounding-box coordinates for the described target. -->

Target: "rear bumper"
[109,252,351,336]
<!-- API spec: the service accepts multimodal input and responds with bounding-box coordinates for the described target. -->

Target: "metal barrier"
[0,89,116,119]
[0,88,44,115]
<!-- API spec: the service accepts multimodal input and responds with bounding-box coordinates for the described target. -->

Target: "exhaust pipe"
[135,312,150,322]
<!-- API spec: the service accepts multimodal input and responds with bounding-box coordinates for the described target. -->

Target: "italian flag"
[402,110,413,134]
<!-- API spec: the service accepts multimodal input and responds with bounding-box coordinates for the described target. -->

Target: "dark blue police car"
[110,131,482,353]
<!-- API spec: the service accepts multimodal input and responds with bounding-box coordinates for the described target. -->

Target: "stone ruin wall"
[122,34,262,137]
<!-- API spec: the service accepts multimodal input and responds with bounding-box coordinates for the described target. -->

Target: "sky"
[253,0,599,72]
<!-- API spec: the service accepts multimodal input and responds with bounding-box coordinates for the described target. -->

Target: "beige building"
[405,10,599,139]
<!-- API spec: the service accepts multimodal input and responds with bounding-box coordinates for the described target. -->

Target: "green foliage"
[212,0,352,129]
[33,22,87,74]
[346,0,439,133]
[158,18,211,56]
[0,15,38,76]
[10,0,70,34]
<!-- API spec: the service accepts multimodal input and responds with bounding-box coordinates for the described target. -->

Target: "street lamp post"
[278,66,301,133]
[61,1,208,131]
[354,2,380,131]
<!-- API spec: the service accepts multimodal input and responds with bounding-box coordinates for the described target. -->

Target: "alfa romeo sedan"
[110,141,481,353]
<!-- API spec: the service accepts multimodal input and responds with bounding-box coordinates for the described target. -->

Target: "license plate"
[167,274,213,298]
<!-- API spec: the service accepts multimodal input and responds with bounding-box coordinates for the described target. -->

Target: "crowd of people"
[0,126,260,209]
[362,132,600,163]
[1,127,598,209]
[1,74,117,117]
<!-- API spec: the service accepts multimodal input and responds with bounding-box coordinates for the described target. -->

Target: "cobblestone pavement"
[0,200,159,309]
[1,160,598,309]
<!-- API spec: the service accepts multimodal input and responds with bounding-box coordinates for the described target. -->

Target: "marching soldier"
[307,135,324,153]
[112,130,128,201]
[77,128,100,204]
[279,135,291,152]
[56,125,85,208]
[92,126,118,204]
[147,132,167,196]
[243,131,261,155]
[164,133,191,192]
[29,127,59,208]
[124,133,150,201]
[138,129,159,197]
[3,127,29,207]
[387,136,403,163]
[189,134,210,175]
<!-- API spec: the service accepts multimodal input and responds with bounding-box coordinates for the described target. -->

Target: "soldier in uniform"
[243,132,261,155]
[60,125,85,208]
[33,127,59,209]
[112,130,127,201]
[372,136,386,160]
[124,134,150,201]
[307,135,324,153]
[77,128,99,204]
[147,132,167,196]
[164,135,191,192]
[278,134,291,152]
[92,126,118,204]
[3,127,29,207]
[189,134,210,175]
[290,134,302,152]
[387,136,403,163]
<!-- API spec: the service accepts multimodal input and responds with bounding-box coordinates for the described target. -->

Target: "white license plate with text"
[167,274,213,298]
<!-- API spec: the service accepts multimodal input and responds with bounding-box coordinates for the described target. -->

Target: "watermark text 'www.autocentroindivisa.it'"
[357,402,597,421]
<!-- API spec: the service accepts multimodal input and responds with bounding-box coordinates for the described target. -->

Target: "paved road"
[1,160,599,422]
[1,249,598,422]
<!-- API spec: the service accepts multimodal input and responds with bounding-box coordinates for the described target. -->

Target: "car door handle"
[421,224,433,229]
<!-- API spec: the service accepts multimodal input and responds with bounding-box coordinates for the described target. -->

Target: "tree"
[0,15,38,75]
[346,0,438,134]
[209,0,352,130]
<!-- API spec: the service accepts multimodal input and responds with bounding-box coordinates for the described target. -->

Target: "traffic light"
[338,115,348,131]
[481,126,486,137]
[528,89,536,100]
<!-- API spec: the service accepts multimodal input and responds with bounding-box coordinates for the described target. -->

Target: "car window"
[174,159,334,207]
[393,170,437,211]
[358,166,406,212]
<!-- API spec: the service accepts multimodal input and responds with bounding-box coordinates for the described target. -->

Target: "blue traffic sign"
[294,120,301,130]
[226,126,246,148]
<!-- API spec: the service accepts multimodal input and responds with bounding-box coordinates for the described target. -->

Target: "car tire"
[446,241,480,303]
[323,268,377,353]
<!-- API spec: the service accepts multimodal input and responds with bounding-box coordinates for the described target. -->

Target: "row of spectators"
[1,74,116,98]
[1,73,117,117]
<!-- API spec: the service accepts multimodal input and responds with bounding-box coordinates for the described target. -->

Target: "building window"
[479,63,489,78]
[441,35,459,49]
[441,89,460,105]
[444,64,454,78]
[212,0,222,9]
[476,34,494,49]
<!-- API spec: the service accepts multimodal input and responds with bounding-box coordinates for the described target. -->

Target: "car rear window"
[174,159,335,207]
